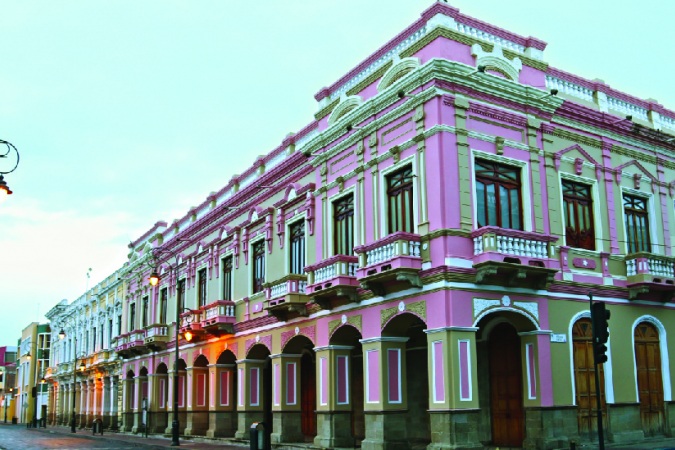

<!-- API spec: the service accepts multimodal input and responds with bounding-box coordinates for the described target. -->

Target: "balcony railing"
[356,232,422,270]
[625,252,675,300]
[626,253,675,278]
[305,255,360,307]
[472,226,554,260]
[200,300,236,334]
[145,325,169,339]
[264,274,309,319]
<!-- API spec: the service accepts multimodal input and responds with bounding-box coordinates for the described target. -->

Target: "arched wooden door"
[489,322,524,447]
[572,318,606,437]
[300,352,316,439]
[634,322,664,436]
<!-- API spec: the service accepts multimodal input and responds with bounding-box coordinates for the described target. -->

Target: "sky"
[1,0,674,346]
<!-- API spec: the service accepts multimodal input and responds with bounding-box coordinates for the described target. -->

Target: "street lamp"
[0,139,20,202]
[59,329,86,433]
[148,246,193,447]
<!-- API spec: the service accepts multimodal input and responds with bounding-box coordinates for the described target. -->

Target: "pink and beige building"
[46,2,675,449]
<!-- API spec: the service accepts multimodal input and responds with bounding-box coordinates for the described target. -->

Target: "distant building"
[16,324,50,425]
[45,2,675,448]
[0,346,17,422]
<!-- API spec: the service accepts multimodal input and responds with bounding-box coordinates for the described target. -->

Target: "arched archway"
[282,335,316,442]
[122,370,135,432]
[382,312,430,448]
[186,355,210,436]
[475,310,538,448]
[235,344,272,442]
[152,363,169,433]
[208,350,238,437]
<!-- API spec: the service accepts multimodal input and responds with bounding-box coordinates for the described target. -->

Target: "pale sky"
[1,0,673,346]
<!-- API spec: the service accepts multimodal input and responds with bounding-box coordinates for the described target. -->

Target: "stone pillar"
[359,337,409,450]
[270,353,303,444]
[206,364,236,438]
[313,345,355,448]
[87,379,95,427]
[102,377,111,428]
[77,381,86,428]
[148,373,168,433]
[424,327,482,450]
[185,365,209,436]
[234,359,266,440]
[121,375,134,432]
[110,376,119,430]
[164,370,187,436]
[131,375,146,433]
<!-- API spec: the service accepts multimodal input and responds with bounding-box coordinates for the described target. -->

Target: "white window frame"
[379,155,418,237]
[620,187,657,255]
[327,189,357,256]
[559,173,603,253]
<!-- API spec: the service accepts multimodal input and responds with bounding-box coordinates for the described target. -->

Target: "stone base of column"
[271,410,303,444]
[235,411,264,440]
[77,413,86,429]
[86,413,94,428]
[521,406,578,450]
[184,410,209,436]
[314,411,355,448]
[362,411,410,450]
[109,414,119,431]
[102,414,111,429]
[150,410,168,434]
[605,403,644,444]
[206,411,237,438]
[427,409,482,450]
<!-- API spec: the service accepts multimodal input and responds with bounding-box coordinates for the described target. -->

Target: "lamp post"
[58,329,86,433]
[0,139,20,202]
[149,247,192,447]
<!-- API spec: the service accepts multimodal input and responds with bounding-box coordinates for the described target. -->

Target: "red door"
[489,322,524,447]
[635,322,664,436]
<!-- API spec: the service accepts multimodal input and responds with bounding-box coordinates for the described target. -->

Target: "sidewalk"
[38,425,249,449]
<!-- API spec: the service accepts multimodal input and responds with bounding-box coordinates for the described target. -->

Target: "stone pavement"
[0,422,249,450]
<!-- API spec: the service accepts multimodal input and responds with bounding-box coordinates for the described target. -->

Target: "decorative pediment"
[552,144,600,172]
[328,95,363,126]
[614,160,658,190]
[377,57,420,92]
[471,44,522,81]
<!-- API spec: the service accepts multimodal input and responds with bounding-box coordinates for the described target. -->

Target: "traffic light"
[592,301,611,364]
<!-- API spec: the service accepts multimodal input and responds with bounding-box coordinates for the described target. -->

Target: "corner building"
[112,3,675,449]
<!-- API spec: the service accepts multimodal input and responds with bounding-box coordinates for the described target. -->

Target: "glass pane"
[477,182,485,227]
[486,183,496,226]
[510,188,520,230]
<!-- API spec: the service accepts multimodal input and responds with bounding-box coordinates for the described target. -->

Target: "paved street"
[0,423,248,450]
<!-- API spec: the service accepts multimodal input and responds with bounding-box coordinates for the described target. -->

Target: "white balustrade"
[648,258,675,278]
[607,97,649,120]
[299,281,307,294]
[456,23,525,53]
[496,235,547,259]
[314,265,336,284]
[545,76,594,102]
[270,282,288,299]
[348,262,358,277]
[626,259,637,277]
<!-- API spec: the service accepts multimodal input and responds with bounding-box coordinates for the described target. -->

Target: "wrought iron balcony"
[264,274,309,320]
[144,324,170,350]
[625,252,675,301]
[200,300,236,335]
[471,226,558,289]
[354,232,422,296]
[305,255,359,309]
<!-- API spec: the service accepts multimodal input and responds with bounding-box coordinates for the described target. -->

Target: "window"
[386,165,414,233]
[222,256,233,301]
[198,268,207,307]
[333,194,354,255]
[252,240,265,294]
[177,279,186,312]
[108,319,113,347]
[159,288,168,324]
[624,194,651,253]
[562,180,595,250]
[129,303,136,332]
[289,221,306,274]
[116,315,122,336]
[142,296,149,327]
[92,327,97,352]
[475,159,522,229]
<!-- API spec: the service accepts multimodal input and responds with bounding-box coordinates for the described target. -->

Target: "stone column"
[121,375,134,432]
[185,365,209,436]
[102,377,111,428]
[234,359,266,440]
[131,375,147,433]
[424,327,482,450]
[164,369,187,436]
[148,373,168,433]
[313,345,355,448]
[87,379,96,427]
[270,354,303,444]
[359,337,409,450]
[206,364,236,438]
[77,381,86,428]
[110,376,119,430]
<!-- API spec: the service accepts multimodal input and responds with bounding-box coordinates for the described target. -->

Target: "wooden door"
[489,322,524,447]
[572,318,606,437]
[635,322,664,436]
[300,353,316,439]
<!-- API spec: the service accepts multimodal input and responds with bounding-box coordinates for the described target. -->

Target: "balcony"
[625,253,675,301]
[305,255,359,309]
[144,324,170,350]
[114,330,147,358]
[180,309,206,341]
[200,300,236,335]
[471,227,558,289]
[264,275,309,320]
[354,232,422,296]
